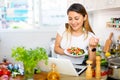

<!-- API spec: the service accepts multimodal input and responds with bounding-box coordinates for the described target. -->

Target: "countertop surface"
[8,71,107,80]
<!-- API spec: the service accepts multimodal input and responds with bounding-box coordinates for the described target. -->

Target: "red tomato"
[101,71,107,76]
[105,70,108,75]
[2,68,11,76]
[67,49,72,54]
[0,69,3,77]
[77,48,81,51]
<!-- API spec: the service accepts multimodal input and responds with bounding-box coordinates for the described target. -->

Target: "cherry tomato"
[67,49,72,54]
[2,68,11,76]
[105,70,108,75]
[77,48,81,51]
[0,69,3,77]
[101,71,107,76]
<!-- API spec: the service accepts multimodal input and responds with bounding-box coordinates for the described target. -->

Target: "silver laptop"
[39,58,87,76]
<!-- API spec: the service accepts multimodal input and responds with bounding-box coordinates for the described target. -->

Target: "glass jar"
[23,64,34,80]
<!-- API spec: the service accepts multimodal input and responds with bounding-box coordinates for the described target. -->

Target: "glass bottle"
[115,40,120,57]
[47,63,60,80]
[110,43,116,57]
[3,56,7,63]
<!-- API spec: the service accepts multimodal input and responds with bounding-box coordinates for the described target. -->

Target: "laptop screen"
[38,58,86,76]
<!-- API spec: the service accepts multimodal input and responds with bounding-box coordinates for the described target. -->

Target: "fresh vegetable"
[101,71,108,76]
[67,47,85,55]
[92,69,108,77]
[11,46,48,76]
[0,68,11,77]
[0,69,3,76]
[101,59,108,66]
[2,68,11,76]
[105,52,111,58]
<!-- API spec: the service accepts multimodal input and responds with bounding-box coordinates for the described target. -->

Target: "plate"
[64,47,85,58]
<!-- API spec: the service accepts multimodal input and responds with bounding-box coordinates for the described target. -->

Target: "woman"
[54,3,99,65]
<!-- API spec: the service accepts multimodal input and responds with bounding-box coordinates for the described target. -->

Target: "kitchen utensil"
[103,32,113,53]
[108,57,120,80]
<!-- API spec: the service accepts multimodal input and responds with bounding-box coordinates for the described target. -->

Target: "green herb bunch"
[11,46,48,72]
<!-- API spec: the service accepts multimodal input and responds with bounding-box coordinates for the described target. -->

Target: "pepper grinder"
[96,56,101,79]
[86,60,93,80]
[47,63,60,80]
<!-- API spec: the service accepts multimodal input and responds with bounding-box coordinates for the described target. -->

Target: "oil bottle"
[47,63,60,80]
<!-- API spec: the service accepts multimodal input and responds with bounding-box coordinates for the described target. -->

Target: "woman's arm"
[54,33,65,55]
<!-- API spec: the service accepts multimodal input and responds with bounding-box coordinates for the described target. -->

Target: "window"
[39,0,67,27]
[0,0,68,29]
[0,0,33,29]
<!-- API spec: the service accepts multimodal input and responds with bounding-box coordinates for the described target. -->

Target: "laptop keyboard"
[75,68,82,72]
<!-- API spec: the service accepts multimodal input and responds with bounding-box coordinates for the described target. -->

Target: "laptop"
[38,58,87,76]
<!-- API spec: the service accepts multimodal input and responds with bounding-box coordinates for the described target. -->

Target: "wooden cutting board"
[103,32,113,53]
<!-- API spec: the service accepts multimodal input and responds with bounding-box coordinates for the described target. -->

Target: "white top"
[57,25,96,64]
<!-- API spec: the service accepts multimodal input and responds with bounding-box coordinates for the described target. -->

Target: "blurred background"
[0,0,120,62]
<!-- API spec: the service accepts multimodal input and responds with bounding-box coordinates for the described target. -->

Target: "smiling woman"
[54,3,99,66]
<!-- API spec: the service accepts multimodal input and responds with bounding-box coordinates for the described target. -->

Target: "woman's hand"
[89,37,99,48]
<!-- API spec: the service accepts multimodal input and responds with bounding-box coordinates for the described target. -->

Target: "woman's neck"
[72,29,84,37]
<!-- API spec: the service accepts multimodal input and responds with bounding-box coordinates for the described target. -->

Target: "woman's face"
[68,11,86,31]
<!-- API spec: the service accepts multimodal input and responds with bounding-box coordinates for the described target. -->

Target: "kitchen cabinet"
[67,0,97,12]
[85,0,120,12]
[84,0,97,12]
[100,0,117,9]
[114,0,120,8]
[67,0,84,7]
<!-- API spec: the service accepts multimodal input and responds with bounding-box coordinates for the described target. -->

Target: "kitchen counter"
[9,71,107,80]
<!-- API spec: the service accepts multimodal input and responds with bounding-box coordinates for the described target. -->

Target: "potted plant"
[11,46,48,80]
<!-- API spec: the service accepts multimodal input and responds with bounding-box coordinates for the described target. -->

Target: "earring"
[83,27,85,31]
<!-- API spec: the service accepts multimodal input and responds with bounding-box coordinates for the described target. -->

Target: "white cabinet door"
[84,0,97,12]
[67,0,84,8]
[114,0,120,7]
[96,0,120,10]
[67,0,120,12]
